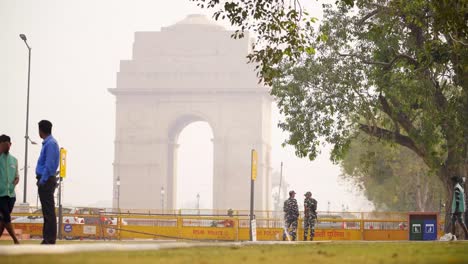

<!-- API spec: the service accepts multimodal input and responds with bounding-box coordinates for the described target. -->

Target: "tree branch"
[357,9,380,26]
[432,75,447,110]
[358,123,427,160]
[337,53,391,67]
[449,32,468,46]
[378,94,420,138]
[338,51,419,69]
[369,3,390,10]
[389,48,419,68]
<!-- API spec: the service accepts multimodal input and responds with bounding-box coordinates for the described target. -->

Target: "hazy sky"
[1,0,373,211]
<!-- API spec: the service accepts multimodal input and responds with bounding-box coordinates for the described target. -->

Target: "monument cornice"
[108,87,271,96]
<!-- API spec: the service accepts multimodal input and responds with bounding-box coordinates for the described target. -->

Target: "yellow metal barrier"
[10,210,445,241]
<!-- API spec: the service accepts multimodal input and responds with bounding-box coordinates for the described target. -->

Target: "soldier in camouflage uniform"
[303,191,317,241]
[283,190,299,241]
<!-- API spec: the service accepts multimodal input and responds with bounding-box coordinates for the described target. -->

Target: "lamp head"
[19,34,27,41]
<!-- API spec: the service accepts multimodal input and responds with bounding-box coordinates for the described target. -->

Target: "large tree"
[193,0,468,231]
[341,133,445,212]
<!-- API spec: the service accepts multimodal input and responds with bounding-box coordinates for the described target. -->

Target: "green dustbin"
[409,219,423,240]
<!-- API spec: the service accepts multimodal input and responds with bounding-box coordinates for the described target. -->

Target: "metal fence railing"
[9,207,444,241]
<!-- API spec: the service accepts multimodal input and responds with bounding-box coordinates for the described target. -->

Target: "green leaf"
[305,47,315,55]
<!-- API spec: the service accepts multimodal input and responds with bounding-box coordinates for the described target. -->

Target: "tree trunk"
[422,179,430,211]
[443,183,453,233]
[440,166,455,233]
[416,172,423,211]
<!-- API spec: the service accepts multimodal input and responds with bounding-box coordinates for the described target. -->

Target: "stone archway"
[167,114,214,210]
[109,14,272,211]
[173,120,214,209]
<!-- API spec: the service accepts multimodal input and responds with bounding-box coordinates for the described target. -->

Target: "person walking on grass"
[0,134,20,244]
[451,176,468,240]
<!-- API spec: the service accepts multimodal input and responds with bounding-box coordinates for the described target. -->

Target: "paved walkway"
[0,241,326,255]
[1,240,461,256]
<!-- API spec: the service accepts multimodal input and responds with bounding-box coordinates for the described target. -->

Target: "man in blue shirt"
[36,120,60,244]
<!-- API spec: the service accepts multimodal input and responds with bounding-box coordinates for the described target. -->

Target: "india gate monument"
[109,14,272,211]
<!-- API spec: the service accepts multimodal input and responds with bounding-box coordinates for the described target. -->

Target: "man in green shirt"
[0,134,20,244]
[451,176,468,240]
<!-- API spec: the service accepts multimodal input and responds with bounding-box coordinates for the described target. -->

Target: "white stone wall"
[110,15,272,211]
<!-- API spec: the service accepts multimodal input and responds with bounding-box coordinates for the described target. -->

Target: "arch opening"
[174,121,214,210]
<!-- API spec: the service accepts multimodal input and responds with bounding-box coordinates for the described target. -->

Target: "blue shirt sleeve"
[39,141,60,185]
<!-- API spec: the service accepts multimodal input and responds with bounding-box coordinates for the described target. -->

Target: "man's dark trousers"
[38,176,57,244]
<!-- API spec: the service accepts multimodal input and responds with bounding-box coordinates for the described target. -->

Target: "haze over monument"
[110,14,272,210]
[1,0,372,212]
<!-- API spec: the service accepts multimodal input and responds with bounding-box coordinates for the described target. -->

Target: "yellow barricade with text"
[11,211,445,241]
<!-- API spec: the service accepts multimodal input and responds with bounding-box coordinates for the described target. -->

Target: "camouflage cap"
[289,190,296,195]
[304,191,312,196]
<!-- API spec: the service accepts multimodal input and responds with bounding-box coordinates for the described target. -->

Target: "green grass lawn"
[2,241,468,264]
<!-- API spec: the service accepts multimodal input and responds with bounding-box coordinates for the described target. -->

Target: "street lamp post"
[116,177,121,211]
[19,34,32,204]
[196,193,200,215]
[160,187,165,214]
